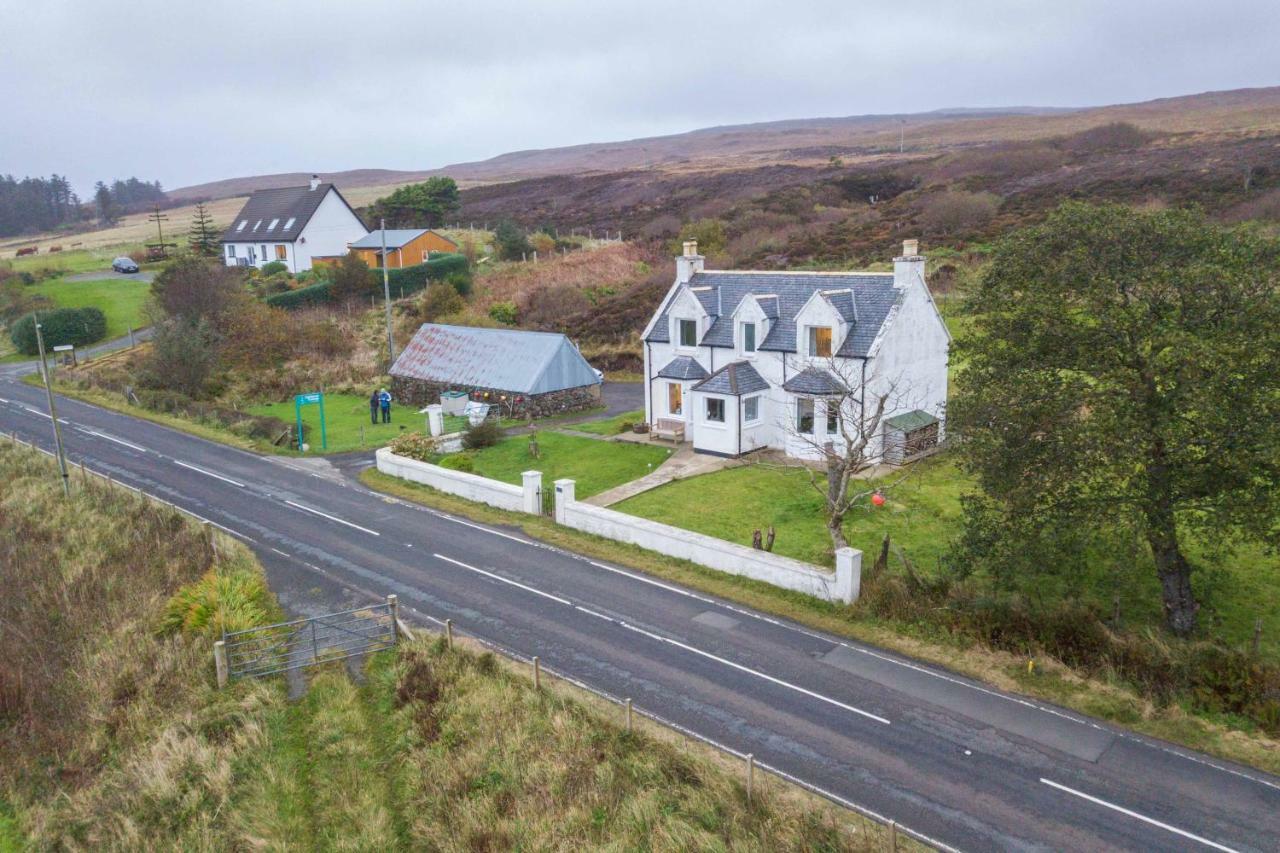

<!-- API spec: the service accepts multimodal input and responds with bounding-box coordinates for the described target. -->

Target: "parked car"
[112,257,140,274]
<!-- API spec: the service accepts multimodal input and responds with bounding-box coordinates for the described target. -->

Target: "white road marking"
[1040,778,1240,852]
[434,553,572,605]
[270,547,291,558]
[434,552,889,726]
[284,500,380,536]
[82,429,148,453]
[173,459,245,488]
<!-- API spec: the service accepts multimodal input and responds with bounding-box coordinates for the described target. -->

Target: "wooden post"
[1112,595,1121,625]
[445,618,453,649]
[360,425,365,447]
[888,820,898,852]
[625,698,633,733]
[388,594,400,643]
[1253,618,1263,656]
[106,474,114,492]
[214,640,228,689]
[745,753,754,805]
[203,520,216,560]
[532,655,541,690]
[128,326,135,348]
[78,459,87,485]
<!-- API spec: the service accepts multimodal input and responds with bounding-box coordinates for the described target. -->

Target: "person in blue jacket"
[369,389,380,425]
[378,388,392,424]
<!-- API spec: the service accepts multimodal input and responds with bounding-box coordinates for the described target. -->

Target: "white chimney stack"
[893,238,925,290]
[309,174,321,191]
[675,240,704,284]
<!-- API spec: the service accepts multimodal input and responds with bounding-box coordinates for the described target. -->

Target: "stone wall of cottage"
[390,377,601,419]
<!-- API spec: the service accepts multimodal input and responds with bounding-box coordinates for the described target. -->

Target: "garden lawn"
[29,276,150,340]
[247,392,417,453]
[615,455,967,570]
[572,408,644,436]
[440,431,671,499]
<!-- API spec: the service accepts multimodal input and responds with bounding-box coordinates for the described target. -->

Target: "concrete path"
[64,269,155,283]
[585,441,738,506]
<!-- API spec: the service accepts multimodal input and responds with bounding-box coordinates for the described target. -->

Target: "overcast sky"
[2,0,1277,194]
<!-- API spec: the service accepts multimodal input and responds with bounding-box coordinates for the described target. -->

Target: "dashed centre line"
[284,500,380,536]
[173,459,245,487]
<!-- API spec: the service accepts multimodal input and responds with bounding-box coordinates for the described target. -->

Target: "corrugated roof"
[221,183,358,243]
[390,324,602,394]
[782,367,847,395]
[885,410,939,432]
[647,271,901,357]
[350,229,429,249]
[692,361,769,396]
[655,356,710,381]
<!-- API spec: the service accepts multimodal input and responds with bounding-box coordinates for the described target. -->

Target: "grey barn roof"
[692,361,769,396]
[782,367,847,395]
[390,324,601,395]
[655,356,710,381]
[646,271,902,358]
[221,183,356,243]
[350,229,430,249]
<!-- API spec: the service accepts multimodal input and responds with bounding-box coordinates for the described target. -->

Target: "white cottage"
[641,240,949,462]
[220,176,368,273]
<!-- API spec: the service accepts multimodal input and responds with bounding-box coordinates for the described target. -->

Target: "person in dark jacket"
[379,388,392,424]
[369,390,380,425]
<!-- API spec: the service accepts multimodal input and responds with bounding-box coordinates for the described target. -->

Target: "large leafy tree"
[370,177,460,228]
[951,203,1280,636]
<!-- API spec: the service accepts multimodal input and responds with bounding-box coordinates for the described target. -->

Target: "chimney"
[893,238,925,289]
[309,174,321,191]
[675,240,704,284]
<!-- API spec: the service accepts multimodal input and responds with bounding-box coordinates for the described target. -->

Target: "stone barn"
[390,324,603,418]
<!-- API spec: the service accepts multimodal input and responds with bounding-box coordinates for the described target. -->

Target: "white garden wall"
[553,479,861,604]
[375,448,540,514]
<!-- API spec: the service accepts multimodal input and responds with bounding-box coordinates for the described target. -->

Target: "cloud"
[0,0,1276,193]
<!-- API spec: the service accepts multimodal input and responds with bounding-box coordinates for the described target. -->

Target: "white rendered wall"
[293,189,369,270]
[376,448,538,514]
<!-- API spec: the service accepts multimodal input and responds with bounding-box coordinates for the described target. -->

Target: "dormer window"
[741,322,757,354]
[808,326,833,358]
[283,217,296,230]
[235,220,247,232]
[678,319,698,348]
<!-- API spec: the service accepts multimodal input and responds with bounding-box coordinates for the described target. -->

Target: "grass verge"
[359,466,1280,776]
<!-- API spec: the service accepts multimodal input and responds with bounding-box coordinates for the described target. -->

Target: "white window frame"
[743,395,760,424]
[225,244,236,258]
[796,398,815,434]
[740,321,757,355]
[676,318,698,349]
[705,397,725,424]
[807,326,833,359]
[667,382,683,416]
[825,398,840,435]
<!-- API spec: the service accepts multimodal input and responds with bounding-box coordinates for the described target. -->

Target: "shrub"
[389,431,443,461]
[159,563,276,637]
[488,301,518,325]
[330,251,372,303]
[461,419,502,450]
[138,318,219,398]
[421,284,464,321]
[151,256,245,326]
[494,220,531,260]
[9,307,107,354]
[260,260,289,276]
[919,191,1001,236]
[263,254,468,309]
[674,218,727,255]
[265,280,333,309]
[1058,121,1152,154]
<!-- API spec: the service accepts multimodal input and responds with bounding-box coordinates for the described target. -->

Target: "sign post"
[294,392,327,452]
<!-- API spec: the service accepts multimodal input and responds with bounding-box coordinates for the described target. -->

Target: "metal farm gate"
[216,600,399,684]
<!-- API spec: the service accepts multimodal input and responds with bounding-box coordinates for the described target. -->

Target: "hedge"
[264,253,470,309]
[9,307,108,355]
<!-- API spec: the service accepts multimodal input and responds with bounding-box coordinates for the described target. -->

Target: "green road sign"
[294,391,327,451]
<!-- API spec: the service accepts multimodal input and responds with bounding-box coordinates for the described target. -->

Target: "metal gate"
[221,602,398,681]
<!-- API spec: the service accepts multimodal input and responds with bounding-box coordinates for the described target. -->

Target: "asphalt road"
[1,373,1277,852]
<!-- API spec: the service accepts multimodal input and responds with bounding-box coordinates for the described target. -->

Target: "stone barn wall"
[390,376,601,419]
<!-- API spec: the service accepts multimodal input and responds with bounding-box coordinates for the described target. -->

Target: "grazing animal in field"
[70,242,83,248]
[15,246,37,257]
[49,245,62,253]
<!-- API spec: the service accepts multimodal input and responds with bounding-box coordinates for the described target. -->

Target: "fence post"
[533,655,541,690]
[445,618,454,650]
[214,640,228,689]
[1254,618,1264,656]
[888,820,898,852]
[553,479,575,525]
[388,594,400,643]
[203,520,217,560]
[625,698,633,732]
[521,470,542,515]
[745,753,754,805]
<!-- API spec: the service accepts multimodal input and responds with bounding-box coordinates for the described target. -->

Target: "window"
[283,217,296,230]
[808,326,833,358]
[826,399,840,434]
[267,218,279,231]
[705,397,725,423]
[741,322,756,353]
[235,220,247,232]
[667,382,683,416]
[796,398,815,434]
[226,244,236,258]
[423,251,430,262]
[253,219,262,231]
[275,244,287,260]
[678,319,698,348]
[260,244,268,260]
[743,396,760,423]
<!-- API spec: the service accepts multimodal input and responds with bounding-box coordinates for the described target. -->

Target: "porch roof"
[691,361,769,396]
[655,356,710,381]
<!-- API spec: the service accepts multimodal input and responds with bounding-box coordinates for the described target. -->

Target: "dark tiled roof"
[782,367,847,395]
[655,356,710,381]
[221,183,357,242]
[646,271,900,357]
[691,361,769,396]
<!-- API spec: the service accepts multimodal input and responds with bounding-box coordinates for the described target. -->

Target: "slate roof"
[350,229,431,249]
[221,183,358,243]
[390,324,601,395]
[691,361,769,396]
[655,356,710,381]
[782,367,847,395]
[646,271,901,358]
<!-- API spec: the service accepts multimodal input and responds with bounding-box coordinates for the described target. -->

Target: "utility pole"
[33,313,70,496]
[147,204,172,260]
[380,218,394,365]
[899,120,905,154]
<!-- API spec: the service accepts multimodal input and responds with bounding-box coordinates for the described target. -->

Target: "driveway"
[598,381,643,417]
[64,269,155,283]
